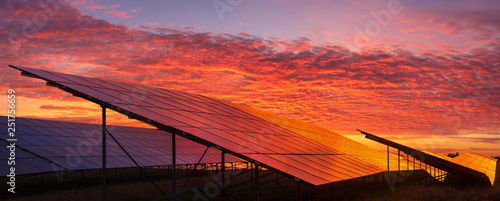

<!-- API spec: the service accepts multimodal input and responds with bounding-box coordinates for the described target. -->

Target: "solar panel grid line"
[60,83,131,105]
[36,119,64,128]
[142,95,192,111]
[473,157,486,170]
[112,104,192,127]
[2,115,243,175]
[20,67,74,84]
[341,154,388,174]
[332,154,385,176]
[73,75,132,92]
[288,154,360,180]
[289,154,373,179]
[220,100,392,162]
[484,159,494,174]
[227,130,312,154]
[212,115,259,133]
[197,128,279,154]
[17,118,39,126]
[89,87,163,108]
[464,154,479,167]
[202,99,262,120]
[174,110,234,130]
[244,153,335,183]
[3,143,71,171]
[163,98,215,113]
[477,159,490,173]
[193,112,256,133]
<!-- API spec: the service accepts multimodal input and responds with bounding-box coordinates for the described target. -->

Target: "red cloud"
[2,0,499,156]
[107,10,132,19]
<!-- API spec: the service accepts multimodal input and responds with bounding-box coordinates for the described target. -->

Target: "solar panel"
[9,65,388,185]
[360,130,497,185]
[450,152,497,185]
[0,116,241,176]
[220,99,413,171]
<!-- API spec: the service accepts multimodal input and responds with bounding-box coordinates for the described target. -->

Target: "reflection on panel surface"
[10,65,496,186]
[451,152,497,185]
[0,116,240,176]
[10,65,386,185]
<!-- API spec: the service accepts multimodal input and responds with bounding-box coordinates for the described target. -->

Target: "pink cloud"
[107,5,120,9]
[145,20,159,26]
[107,10,133,19]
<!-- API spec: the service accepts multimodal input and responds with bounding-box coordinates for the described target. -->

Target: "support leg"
[102,106,106,201]
[172,132,176,201]
[221,150,226,197]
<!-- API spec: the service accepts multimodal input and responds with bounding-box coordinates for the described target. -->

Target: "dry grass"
[2,169,499,201]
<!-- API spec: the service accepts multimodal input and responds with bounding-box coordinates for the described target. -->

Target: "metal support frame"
[255,163,259,201]
[297,180,301,201]
[172,132,176,201]
[221,150,226,197]
[398,149,400,173]
[102,106,106,201]
[181,146,210,190]
[106,129,165,195]
[251,163,254,190]
[387,146,389,172]
[413,156,415,170]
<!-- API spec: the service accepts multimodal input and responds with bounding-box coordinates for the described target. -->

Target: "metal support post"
[172,132,176,201]
[297,181,301,201]
[387,146,389,171]
[221,150,226,197]
[102,106,106,201]
[255,163,259,201]
[398,149,400,173]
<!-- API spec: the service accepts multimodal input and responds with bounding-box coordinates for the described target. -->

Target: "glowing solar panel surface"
[0,116,240,176]
[10,65,387,185]
[450,152,497,185]
[221,100,412,171]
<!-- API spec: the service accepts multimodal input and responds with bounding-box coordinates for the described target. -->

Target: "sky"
[0,0,499,156]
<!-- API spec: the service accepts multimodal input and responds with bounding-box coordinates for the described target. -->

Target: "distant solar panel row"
[9,65,386,185]
[450,152,497,185]
[0,116,240,176]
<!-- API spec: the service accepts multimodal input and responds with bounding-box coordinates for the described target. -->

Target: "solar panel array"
[450,152,497,185]
[10,65,387,185]
[220,100,413,172]
[0,116,240,176]
[10,65,496,186]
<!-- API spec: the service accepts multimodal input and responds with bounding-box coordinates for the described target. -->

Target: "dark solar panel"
[0,116,240,176]
[9,65,386,185]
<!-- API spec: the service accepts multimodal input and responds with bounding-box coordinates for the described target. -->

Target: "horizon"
[0,0,499,157]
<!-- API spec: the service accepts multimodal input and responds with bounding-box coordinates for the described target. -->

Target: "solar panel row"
[0,116,240,176]
[9,65,496,186]
[9,65,386,185]
[451,152,497,185]
[220,99,413,171]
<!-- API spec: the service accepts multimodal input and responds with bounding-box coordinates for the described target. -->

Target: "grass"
[2,168,499,201]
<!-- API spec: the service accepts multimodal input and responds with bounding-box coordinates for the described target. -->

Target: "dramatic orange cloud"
[1,0,498,156]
